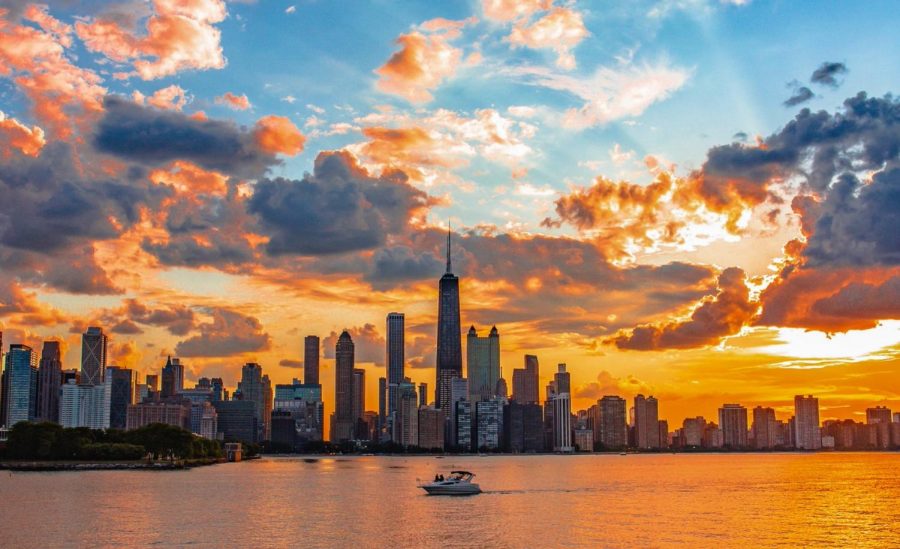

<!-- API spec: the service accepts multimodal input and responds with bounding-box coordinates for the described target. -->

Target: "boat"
[419,470,482,496]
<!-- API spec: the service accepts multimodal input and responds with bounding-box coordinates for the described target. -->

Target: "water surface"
[1,453,898,547]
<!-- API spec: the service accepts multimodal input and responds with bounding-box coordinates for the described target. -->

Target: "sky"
[0,0,898,430]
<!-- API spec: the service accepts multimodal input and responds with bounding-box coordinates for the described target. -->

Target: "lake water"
[1,453,898,547]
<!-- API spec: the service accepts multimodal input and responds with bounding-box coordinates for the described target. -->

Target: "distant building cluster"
[2,232,899,453]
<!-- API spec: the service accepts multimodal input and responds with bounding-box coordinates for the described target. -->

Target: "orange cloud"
[75,0,227,80]
[253,115,306,156]
[375,17,476,103]
[508,6,589,69]
[133,84,188,111]
[149,161,229,195]
[0,111,45,157]
[611,267,758,350]
[215,92,251,110]
[0,6,106,139]
[482,0,552,21]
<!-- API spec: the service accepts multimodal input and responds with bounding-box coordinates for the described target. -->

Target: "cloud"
[508,6,589,69]
[784,86,813,107]
[0,111,45,157]
[365,245,444,289]
[74,0,228,80]
[133,84,189,111]
[811,276,900,324]
[611,267,757,350]
[118,299,196,335]
[279,359,303,368]
[323,323,384,364]
[506,62,690,128]
[93,96,282,178]
[375,17,476,103]
[574,370,652,400]
[285,5,296,14]
[248,151,431,255]
[0,5,106,139]
[482,0,552,21]
[174,308,271,357]
[216,91,251,110]
[810,61,847,87]
[252,115,305,156]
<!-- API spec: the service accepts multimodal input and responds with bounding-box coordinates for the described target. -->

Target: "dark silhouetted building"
[80,327,107,386]
[332,331,355,442]
[4,344,37,426]
[634,394,660,449]
[304,335,320,386]
[436,229,462,412]
[512,354,540,405]
[467,326,500,402]
[214,400,258,443]
[107,366,136,429]
[504,401,543,453]
[595,395,627,450]
[36,341,62,423]
[161,356,184,398]
[386,312,404,420]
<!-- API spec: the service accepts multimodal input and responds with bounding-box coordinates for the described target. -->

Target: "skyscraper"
[377,376,387,436]
[4,344,38,426]
[418,382,427,407]
[751,406,777,449]
[634,394,660,449]
[512,354,540,405]
[597,395,628,450]
[36,341,62,423]
[352,368,366,435]
[304,335,320,386]
[394,379,418,448]
[467,326,501,402]
[794,395,821,450]
[550,364,573,452]
[80,327,107,386]
[866,406,892,449]
[239,363,268,441]
[332,330,355,442]
[161,356,184,398]
[435,229,462,411]
[107,366,135,429]
[386,312,404,417]
[718,404,748,448]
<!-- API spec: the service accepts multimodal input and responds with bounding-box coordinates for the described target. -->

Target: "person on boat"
[438,474,444,481]
[434,474,440,482]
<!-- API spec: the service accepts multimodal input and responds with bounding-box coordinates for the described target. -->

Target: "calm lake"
[1,453,898,547]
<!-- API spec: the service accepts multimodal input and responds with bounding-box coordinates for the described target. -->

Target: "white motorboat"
[419,471,482,496]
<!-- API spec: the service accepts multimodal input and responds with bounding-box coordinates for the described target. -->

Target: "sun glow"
[759,320,900,360]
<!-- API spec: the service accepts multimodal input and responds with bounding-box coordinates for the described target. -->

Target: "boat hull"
[421,483,482,496]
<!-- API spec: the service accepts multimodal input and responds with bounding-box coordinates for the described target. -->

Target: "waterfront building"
[475,397,504,450]
[377,376,387,437]
[751,407,778,449]
[36,341,62,423]
[332,330,355,442]
[213,400,258,443]
[80,327,107,386]
[682,417,705,447]
[435,229,462,412]
[659,420,669,449]
[503,401,544,453]
[126,400,190,430]
[161,356,185,398]
[702,422,724,448]
[4,344,38,426]
[386,312,404,418]
[794,395,821,450]
[552,392,573,452]
[866,406,892,449]
[304,335,320,386]
[107,366,136,429]
[352,368,366,435]
[596,396,628,450]
[467,326,500,402]
[394,380,418,448]
[418,406,444,450]
[512,355,540,405]
[238,362,272,441]
[146,374,159,393]
[418,383,427,407]
[719,404,749,448]
[455,400,473,452]
[634,394,660,449]
[449,377,469,448]
[574,428,594,452]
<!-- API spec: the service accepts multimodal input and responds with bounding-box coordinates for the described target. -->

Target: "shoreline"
[0,457,226,471]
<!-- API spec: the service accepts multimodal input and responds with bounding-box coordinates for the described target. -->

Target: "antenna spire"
[445,222,452,273]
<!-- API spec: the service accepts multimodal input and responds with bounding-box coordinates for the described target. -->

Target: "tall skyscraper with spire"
[435,228,462,412]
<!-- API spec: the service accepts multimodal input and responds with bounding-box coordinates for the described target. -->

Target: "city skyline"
[0,0,897,431]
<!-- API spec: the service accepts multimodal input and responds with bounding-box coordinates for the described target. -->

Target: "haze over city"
[0,0,898,434]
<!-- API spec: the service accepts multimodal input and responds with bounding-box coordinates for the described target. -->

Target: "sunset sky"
[0,0,897,429]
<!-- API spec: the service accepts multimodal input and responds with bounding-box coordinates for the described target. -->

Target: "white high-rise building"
[59,377,111,430]
[552,392,573,452]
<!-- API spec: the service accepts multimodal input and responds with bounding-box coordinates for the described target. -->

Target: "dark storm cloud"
[248,151,430,256]
[784,86,814,107]
[798,168,900,268]
[810,62,848,87]
[93,96,278,178]
[365,245,444,288]
[174,308,271,357]
[811,276,900,321]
